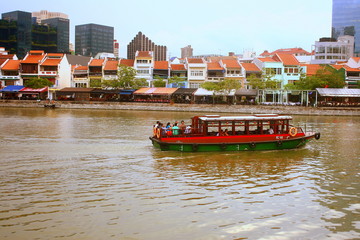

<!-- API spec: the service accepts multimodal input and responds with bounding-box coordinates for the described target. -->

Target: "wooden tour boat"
[149,114,320,152]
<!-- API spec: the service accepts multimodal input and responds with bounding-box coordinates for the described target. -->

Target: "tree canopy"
[247,72,280,89]
[287,65,345,90]
[24,77,53,89]
[102,64,147,89]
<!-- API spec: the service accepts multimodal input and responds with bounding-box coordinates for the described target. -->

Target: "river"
[0,108,359,240]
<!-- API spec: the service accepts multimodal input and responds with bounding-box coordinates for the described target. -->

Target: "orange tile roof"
[351,57,360,63]
[1,60,21,71]
[272,48,311,55]
[41,58,61,66]
[241,63,261,72]
[342,65,360,72]
[187,58,204,64]
[258,57,277,62]
[274,53,299,66]
[170,64,186,71]
[301,64,324,76]
[89,59,104,66]
[207,61,224,71]
[104,60,119,71]
[47,53,64,58]
[29,50,45,55]
[0,54,15,59]
[152,87,178,95]
[136,51,152,58]
[75,65,88,71]
[119,59,134,67]
[222,59,240,69]
[154,61,169,70]
[22,54,45,64]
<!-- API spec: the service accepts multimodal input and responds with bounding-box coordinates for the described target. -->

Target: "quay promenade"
[0,100,359,116]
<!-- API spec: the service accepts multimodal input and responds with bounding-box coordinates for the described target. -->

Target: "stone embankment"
[0,100,359,116]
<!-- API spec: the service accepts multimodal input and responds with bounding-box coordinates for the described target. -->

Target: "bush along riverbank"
[0,100,359,116]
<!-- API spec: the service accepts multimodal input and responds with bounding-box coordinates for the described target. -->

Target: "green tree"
[102,64,147,89]
[152,76,166,87]
[247,71,280,89]
[24,77,53,89]
[290,65,345,90]
[201,79,242,104]
[168,75,185,88]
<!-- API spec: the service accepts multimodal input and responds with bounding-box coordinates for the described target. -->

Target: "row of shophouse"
[1,49,360,95]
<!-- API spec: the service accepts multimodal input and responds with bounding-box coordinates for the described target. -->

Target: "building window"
[190,70,204,76]
[137,69,149,75]
[265,68,282,75]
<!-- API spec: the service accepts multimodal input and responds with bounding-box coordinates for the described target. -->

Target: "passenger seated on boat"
[217,129,224,136]
[224,129,229,136]
[172,123,179,136]
[184,125,192,134]
[269,128,274,134]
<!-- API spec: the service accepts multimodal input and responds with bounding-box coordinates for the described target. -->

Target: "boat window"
[234,121,245,135]
[207,121,219,136]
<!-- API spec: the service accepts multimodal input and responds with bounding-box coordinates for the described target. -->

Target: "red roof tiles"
[187,58,204,64]
[1,60,21,71]
[119,59,134,67]
[171,64,186,71]
[136,51,152,58]
[258,57,277,63]
[104,60,119,71]
[22,54,45,64]
[207,61,224,71]
[154,61,169,70]
[301,64,324,76]
[222,59,240,69]
[273,53,299,66]
[241,63,261,72]
[89,59,104,67]
[41,58,61,66]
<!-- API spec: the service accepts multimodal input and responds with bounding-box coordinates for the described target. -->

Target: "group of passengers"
[153,120,192,138]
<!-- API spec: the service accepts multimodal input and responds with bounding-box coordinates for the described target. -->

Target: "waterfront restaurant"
[316,88,360,106]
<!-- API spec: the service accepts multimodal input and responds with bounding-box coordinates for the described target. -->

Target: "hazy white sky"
[3,0,333,58]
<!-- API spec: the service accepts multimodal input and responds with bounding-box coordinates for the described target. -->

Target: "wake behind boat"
[149,114,320,152]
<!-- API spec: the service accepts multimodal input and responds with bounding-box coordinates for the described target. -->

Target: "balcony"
[207,77,224,82]
[39,71,58,76]
[0,75,20,80]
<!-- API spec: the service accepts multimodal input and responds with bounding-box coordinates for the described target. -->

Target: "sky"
[2,0,333,58]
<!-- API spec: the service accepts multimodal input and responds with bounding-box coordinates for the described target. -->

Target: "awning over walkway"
[172,88,197,95]
[120,89,136,95]
[194,88,214,96]
[235,89,258,96]
[0,85,24,92]
[133,88,157,95]
[20,87,48,93]
[57,88,96,95]
[316,88,360,97]
[152,88,177,95]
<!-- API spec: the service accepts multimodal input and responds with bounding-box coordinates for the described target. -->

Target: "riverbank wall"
[0,100,359,116]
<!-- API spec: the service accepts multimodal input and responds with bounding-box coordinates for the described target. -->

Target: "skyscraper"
[127,32,167,61]
[75,23,114,57]
[41,18,70,53]
[0,11,32,59]
[181,45,193,58]
[332,0,360,56]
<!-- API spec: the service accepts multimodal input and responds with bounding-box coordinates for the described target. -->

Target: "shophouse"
[134,51,154,85]
[186,58,207,88]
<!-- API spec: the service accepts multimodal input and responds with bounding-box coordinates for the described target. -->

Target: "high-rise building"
[127,31,167,61]
[332,0,360,56]
[0,11,32,59]
[75,23,114,57]
[181,45,193,58]
[41,18,70,53]
[114,39,119,58]
[32,10,68,24]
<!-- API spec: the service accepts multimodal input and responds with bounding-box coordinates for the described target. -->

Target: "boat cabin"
[191,114,294,136]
